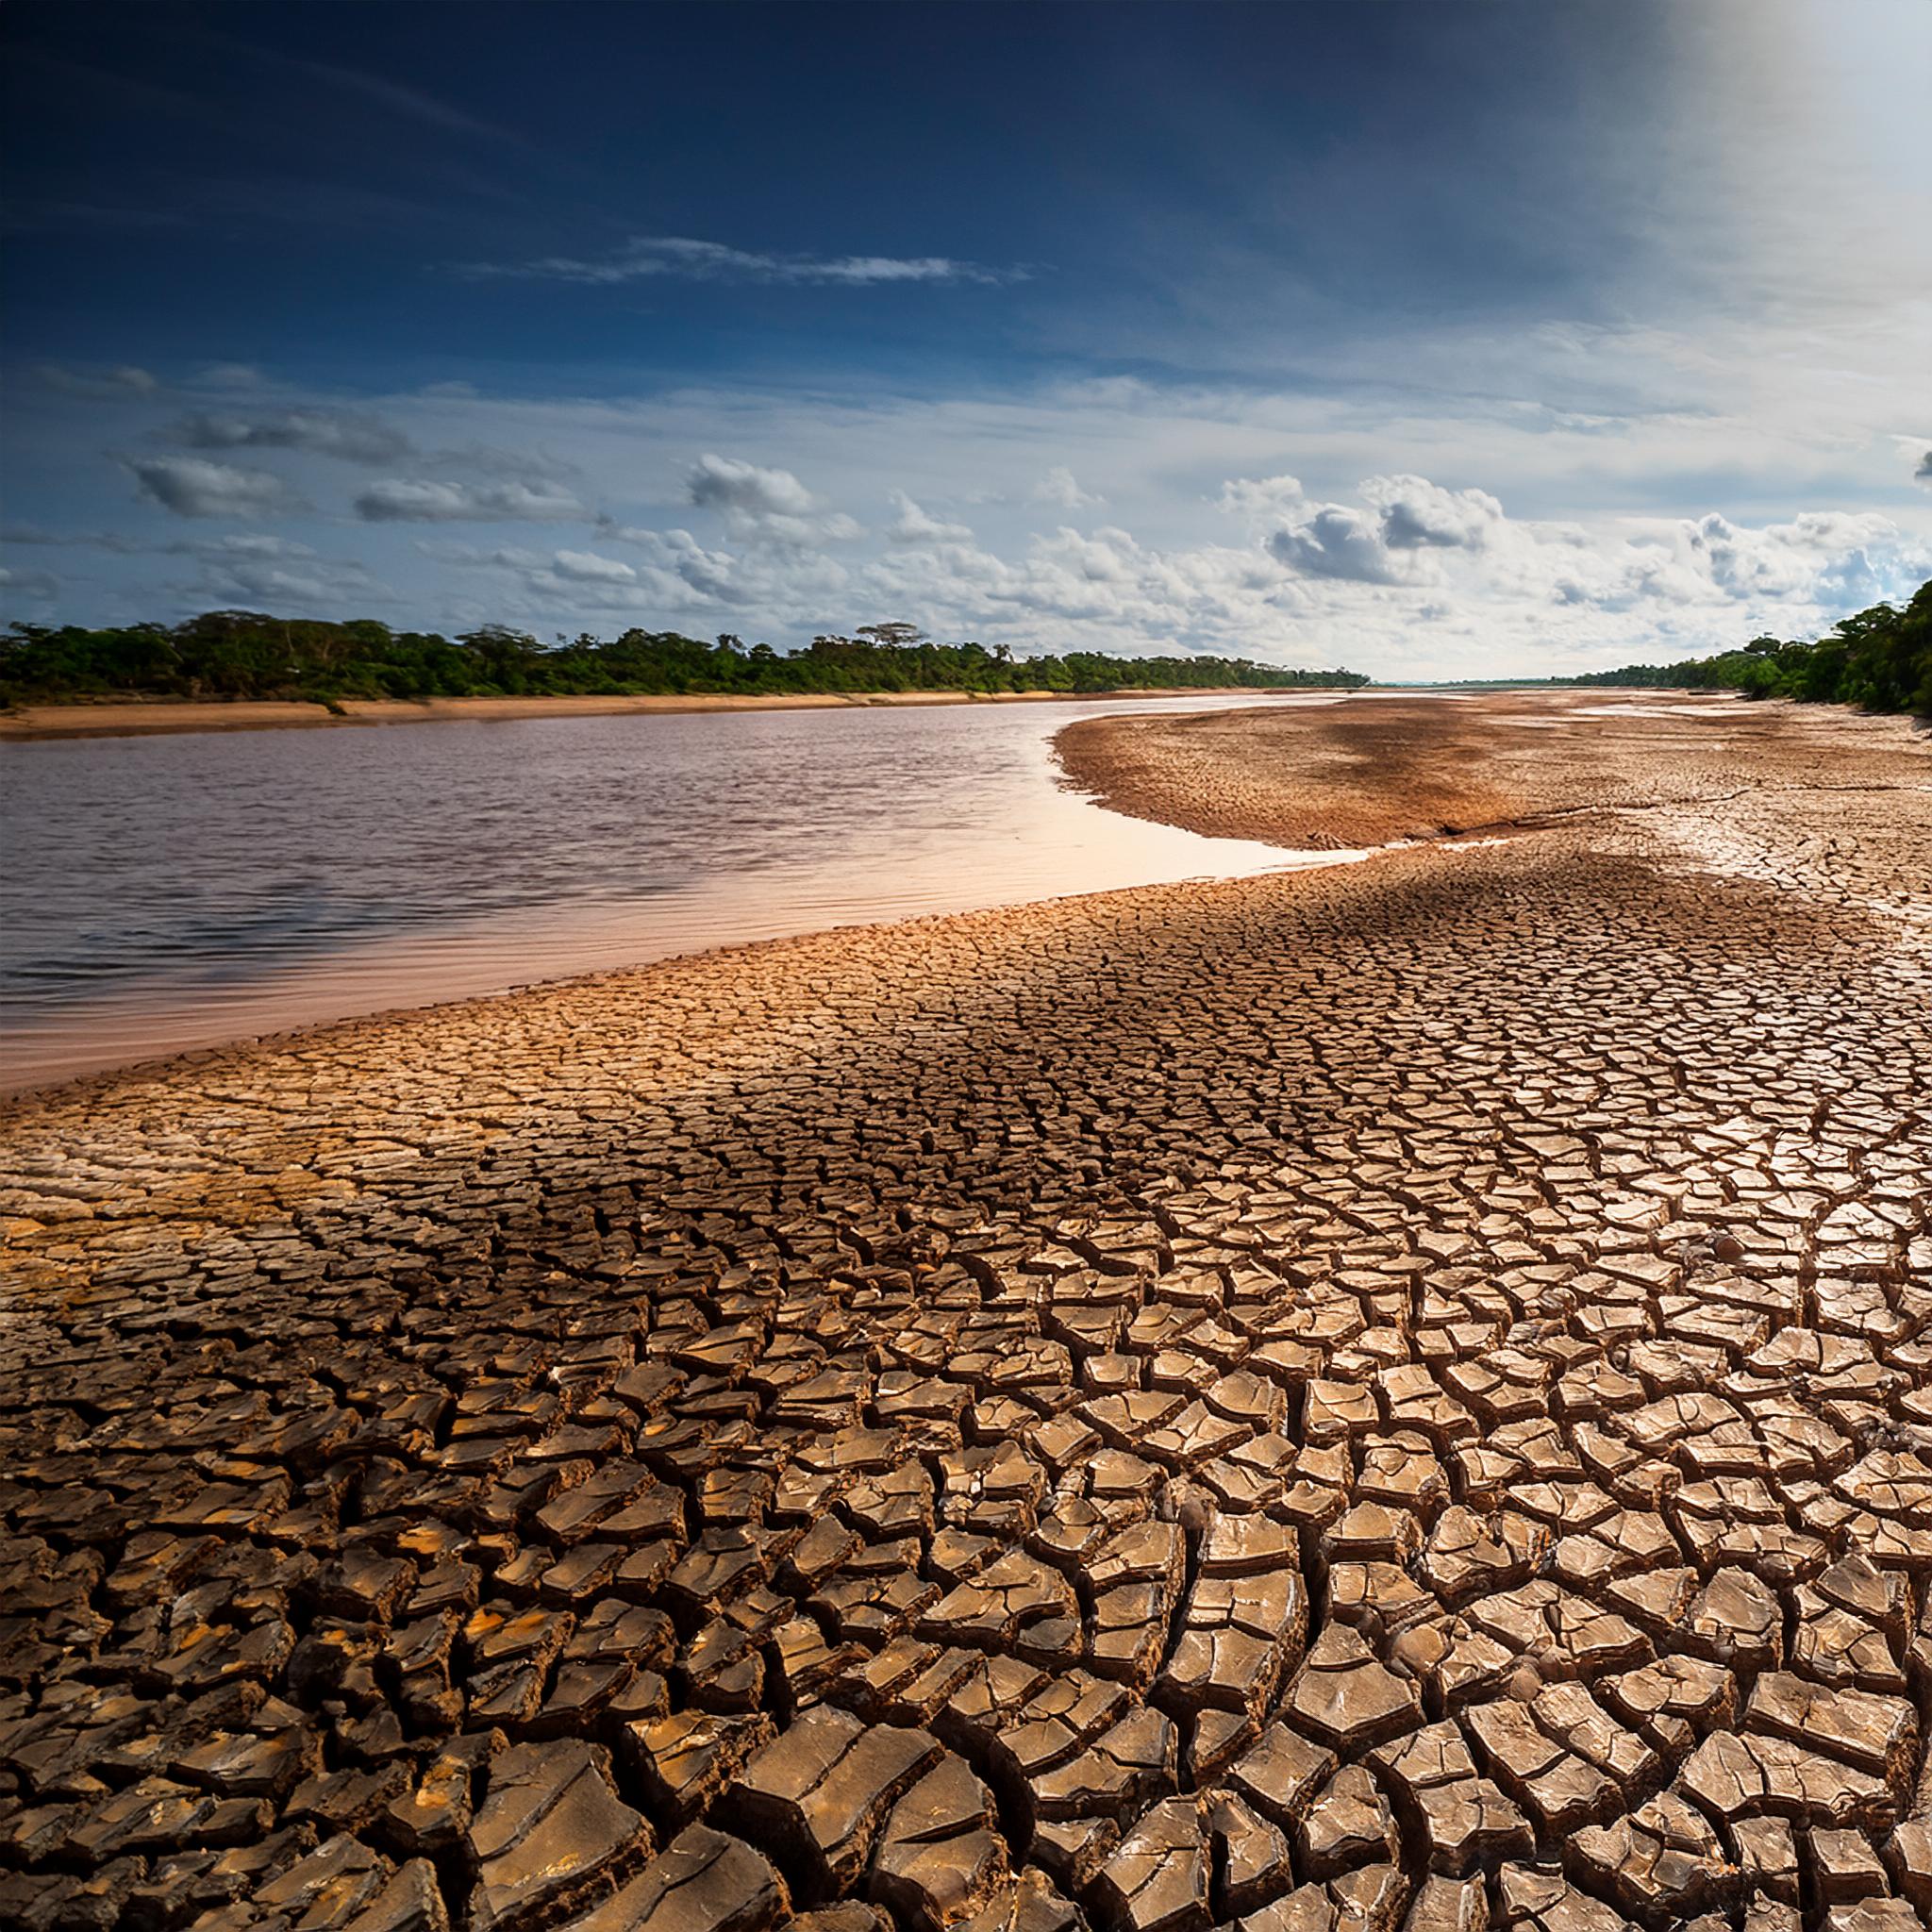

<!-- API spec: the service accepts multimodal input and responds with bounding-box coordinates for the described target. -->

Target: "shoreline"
[0,684,1319,742]
[0,841,1381,1105]
[5,688,1923,1103]
[0,858,1369,1108]
[1,693,1927,1924]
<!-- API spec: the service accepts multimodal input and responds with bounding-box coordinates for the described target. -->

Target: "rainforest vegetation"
[0,613,1367,705]
[1576,582,1931,715]
[9,589,1924,711]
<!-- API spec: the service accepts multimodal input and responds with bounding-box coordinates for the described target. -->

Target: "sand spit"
[2,693,1931,1930]
[1055,685,1932,851]
[0,686,1300,743]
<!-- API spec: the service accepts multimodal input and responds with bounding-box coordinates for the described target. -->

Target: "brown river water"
[0,694,1357,1091]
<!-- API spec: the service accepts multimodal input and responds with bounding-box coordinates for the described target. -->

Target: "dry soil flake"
[467,1741,655,1932]
[2,692,1931,1932]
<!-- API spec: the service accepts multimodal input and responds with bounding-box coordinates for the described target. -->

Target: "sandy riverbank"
[0,684,1306,741]
[1056,684,1932,849]
[2,692,1929,1928]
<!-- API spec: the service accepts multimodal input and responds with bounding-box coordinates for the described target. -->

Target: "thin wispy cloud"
[177,22,525,148]
[455,235,1024,288]
[40,363,159,398]
[172,408,415,466]
[288,57,517,144]
[0,565,58,600]
[3,199,192,238]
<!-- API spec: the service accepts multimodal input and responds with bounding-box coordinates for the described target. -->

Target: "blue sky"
[3,0,1928,677]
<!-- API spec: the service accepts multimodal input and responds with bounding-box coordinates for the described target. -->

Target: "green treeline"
[1575,582,1932,715]
[0,612,1367,705]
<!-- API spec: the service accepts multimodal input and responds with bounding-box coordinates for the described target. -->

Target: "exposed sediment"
[2,692,1930,1932]
[0,688,1274,744]
[1053,688,1932,851]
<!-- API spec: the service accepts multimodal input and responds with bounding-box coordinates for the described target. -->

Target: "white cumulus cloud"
[1228,474,1507,584]
[1266,503,1406,584]
[353,478,584,522]
[685,455,861,546]
[1030,467,1104,509]
[687,455,817,520]
[550,549,638,584]
[128,457,295,518]
[887,491,974,546]
[1361,475,1507,551]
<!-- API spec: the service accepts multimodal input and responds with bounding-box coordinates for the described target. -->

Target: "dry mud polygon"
[2,693,1929,1932]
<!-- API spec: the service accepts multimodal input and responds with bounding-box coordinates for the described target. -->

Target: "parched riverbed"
[2,691,1930,1932]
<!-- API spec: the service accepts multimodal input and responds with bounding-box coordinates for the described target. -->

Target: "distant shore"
[0,685,1313,742]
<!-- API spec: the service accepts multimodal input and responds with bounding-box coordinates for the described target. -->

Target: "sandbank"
[0,684,1302,742]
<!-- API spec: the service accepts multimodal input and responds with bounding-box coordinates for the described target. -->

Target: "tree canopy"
[1575,582,1932,715]
[0,612,1368,706]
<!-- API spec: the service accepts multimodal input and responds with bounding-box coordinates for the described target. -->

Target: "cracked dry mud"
[2,690,1930,1932]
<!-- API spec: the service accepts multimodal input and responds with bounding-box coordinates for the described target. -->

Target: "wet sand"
[0,686,1300,743]
[2,691,1930,1931]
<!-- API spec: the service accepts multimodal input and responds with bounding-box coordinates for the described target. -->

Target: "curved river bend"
[0,694,1354,1091]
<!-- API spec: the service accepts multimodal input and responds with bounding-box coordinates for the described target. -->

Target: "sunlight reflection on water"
[1,694,1351,1090]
